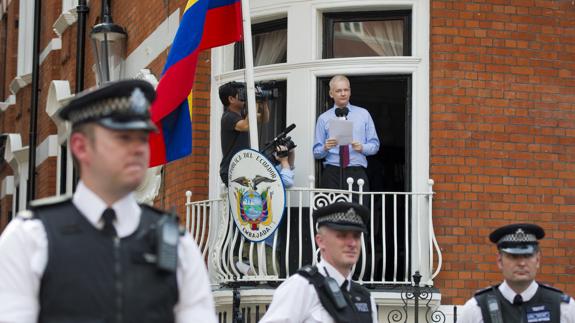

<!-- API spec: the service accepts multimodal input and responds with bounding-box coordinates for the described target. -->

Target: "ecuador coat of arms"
[227,149,286,242]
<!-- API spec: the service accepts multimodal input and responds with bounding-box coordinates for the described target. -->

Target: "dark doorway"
[315,75,411,193]
[315,75,412,282]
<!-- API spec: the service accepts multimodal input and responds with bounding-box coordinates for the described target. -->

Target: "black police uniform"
[259,202,377,323]
[463,223,574,323]
[35,199,178,323]
[0,80,217,323]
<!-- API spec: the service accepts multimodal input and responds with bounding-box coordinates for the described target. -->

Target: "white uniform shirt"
[458,280,575,323]
[0,182,217,323]
[259,258,378,323]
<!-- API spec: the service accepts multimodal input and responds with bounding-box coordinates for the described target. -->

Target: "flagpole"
[241,0,268,274]
[240,0,259,150]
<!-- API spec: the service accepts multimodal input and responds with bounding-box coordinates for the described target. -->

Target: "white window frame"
[211,0,432,281]
[17,0,33,76]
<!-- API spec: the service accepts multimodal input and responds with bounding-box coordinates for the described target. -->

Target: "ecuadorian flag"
[149,0,243,166]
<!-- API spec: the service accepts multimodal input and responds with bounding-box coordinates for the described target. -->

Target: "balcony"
[185,177,443,322]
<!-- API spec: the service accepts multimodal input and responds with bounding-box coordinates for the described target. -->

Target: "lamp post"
[90,0,127,85]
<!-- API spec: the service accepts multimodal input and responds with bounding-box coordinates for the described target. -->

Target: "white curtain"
[339,20,403,56]
[358,20,403,56]
[254,30,287,66]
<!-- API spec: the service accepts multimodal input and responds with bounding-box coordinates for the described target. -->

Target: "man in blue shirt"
[313,75,380,191]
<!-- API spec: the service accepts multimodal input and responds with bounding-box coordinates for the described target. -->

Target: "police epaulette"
[538,282,563,295]
[140,203,168,216]
[474,284,500,296]
[297,265,318,278]
[29,194,72,209]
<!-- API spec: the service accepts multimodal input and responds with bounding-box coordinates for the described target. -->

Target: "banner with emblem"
[228,149,286,242]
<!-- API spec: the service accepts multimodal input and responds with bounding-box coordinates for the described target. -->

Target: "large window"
[323,10,411,58]
[234,18,287,70]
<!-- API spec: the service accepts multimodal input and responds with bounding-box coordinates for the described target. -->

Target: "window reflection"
[333,20,404,57]
[324,11,411,58]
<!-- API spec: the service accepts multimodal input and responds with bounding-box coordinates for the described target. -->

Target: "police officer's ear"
[315,227,326,250]
[69,125,94,165]
[496,252,504,270]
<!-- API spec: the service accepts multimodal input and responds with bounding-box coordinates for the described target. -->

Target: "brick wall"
[430,0,575,304]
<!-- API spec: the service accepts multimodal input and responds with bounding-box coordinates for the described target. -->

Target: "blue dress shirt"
[313,104,380,168]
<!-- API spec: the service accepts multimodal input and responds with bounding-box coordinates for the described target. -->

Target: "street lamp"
[90,0,127,85]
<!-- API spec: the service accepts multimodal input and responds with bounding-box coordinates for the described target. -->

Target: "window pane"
[253,29,287,66]
[257,81,287,148]
[234,19,287,70]
[333,19,404,57]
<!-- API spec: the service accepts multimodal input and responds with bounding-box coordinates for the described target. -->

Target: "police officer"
[0,80,217,323]
[259,201,378,323]
[458,223,575,323]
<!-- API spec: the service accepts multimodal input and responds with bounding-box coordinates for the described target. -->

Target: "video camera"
[260,123,297,165]
[233,81,279,103]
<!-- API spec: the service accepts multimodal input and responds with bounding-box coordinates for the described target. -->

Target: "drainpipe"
[26,0,41,206]
[76,0,89,93]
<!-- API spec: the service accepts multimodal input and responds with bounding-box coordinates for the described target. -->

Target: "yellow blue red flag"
[149,0,242,166]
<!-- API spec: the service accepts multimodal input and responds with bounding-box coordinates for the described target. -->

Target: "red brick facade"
[430,0,575,304]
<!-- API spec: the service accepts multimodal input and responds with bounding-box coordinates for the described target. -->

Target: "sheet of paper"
[329,119,353,145]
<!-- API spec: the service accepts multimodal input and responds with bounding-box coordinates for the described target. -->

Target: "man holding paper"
[313,75,380,191]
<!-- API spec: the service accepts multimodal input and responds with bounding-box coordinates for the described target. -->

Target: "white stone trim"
[1,175,14,198]
[0,94,15,111]
[62,0,78,13]
[35,135,59,167]
[9,73,32,95]
[46,80,73,140]
[53,7,78,37]
[39,38,62,65]
[17,0,34,76]
[45,80,73,195]
[3,134,28,212]
[125,9,180,78]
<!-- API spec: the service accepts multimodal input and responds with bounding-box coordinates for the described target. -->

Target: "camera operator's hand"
[324,138,338,151]
[351,141,363,153]
[275,145,290,169]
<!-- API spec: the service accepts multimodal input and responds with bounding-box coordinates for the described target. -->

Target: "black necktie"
[101,208,117,237]
[513,294,523,306]
[341,280,351,298]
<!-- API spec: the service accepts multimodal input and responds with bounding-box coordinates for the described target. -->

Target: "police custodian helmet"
[489,223,545,255]
[315,201,369,233]
[58,79,157,132]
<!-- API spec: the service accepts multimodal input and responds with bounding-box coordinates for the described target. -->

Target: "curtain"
[356,20,403,56]
[254,29,287,66]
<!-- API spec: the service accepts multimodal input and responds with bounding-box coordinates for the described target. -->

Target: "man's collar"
[499,280,538,303]
[317,258,353,288]
[73,181,140,237]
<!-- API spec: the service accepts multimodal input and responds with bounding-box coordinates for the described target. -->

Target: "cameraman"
[219,81,269,186]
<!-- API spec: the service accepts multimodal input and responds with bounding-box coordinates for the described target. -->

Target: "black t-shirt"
[220,109,249,180]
